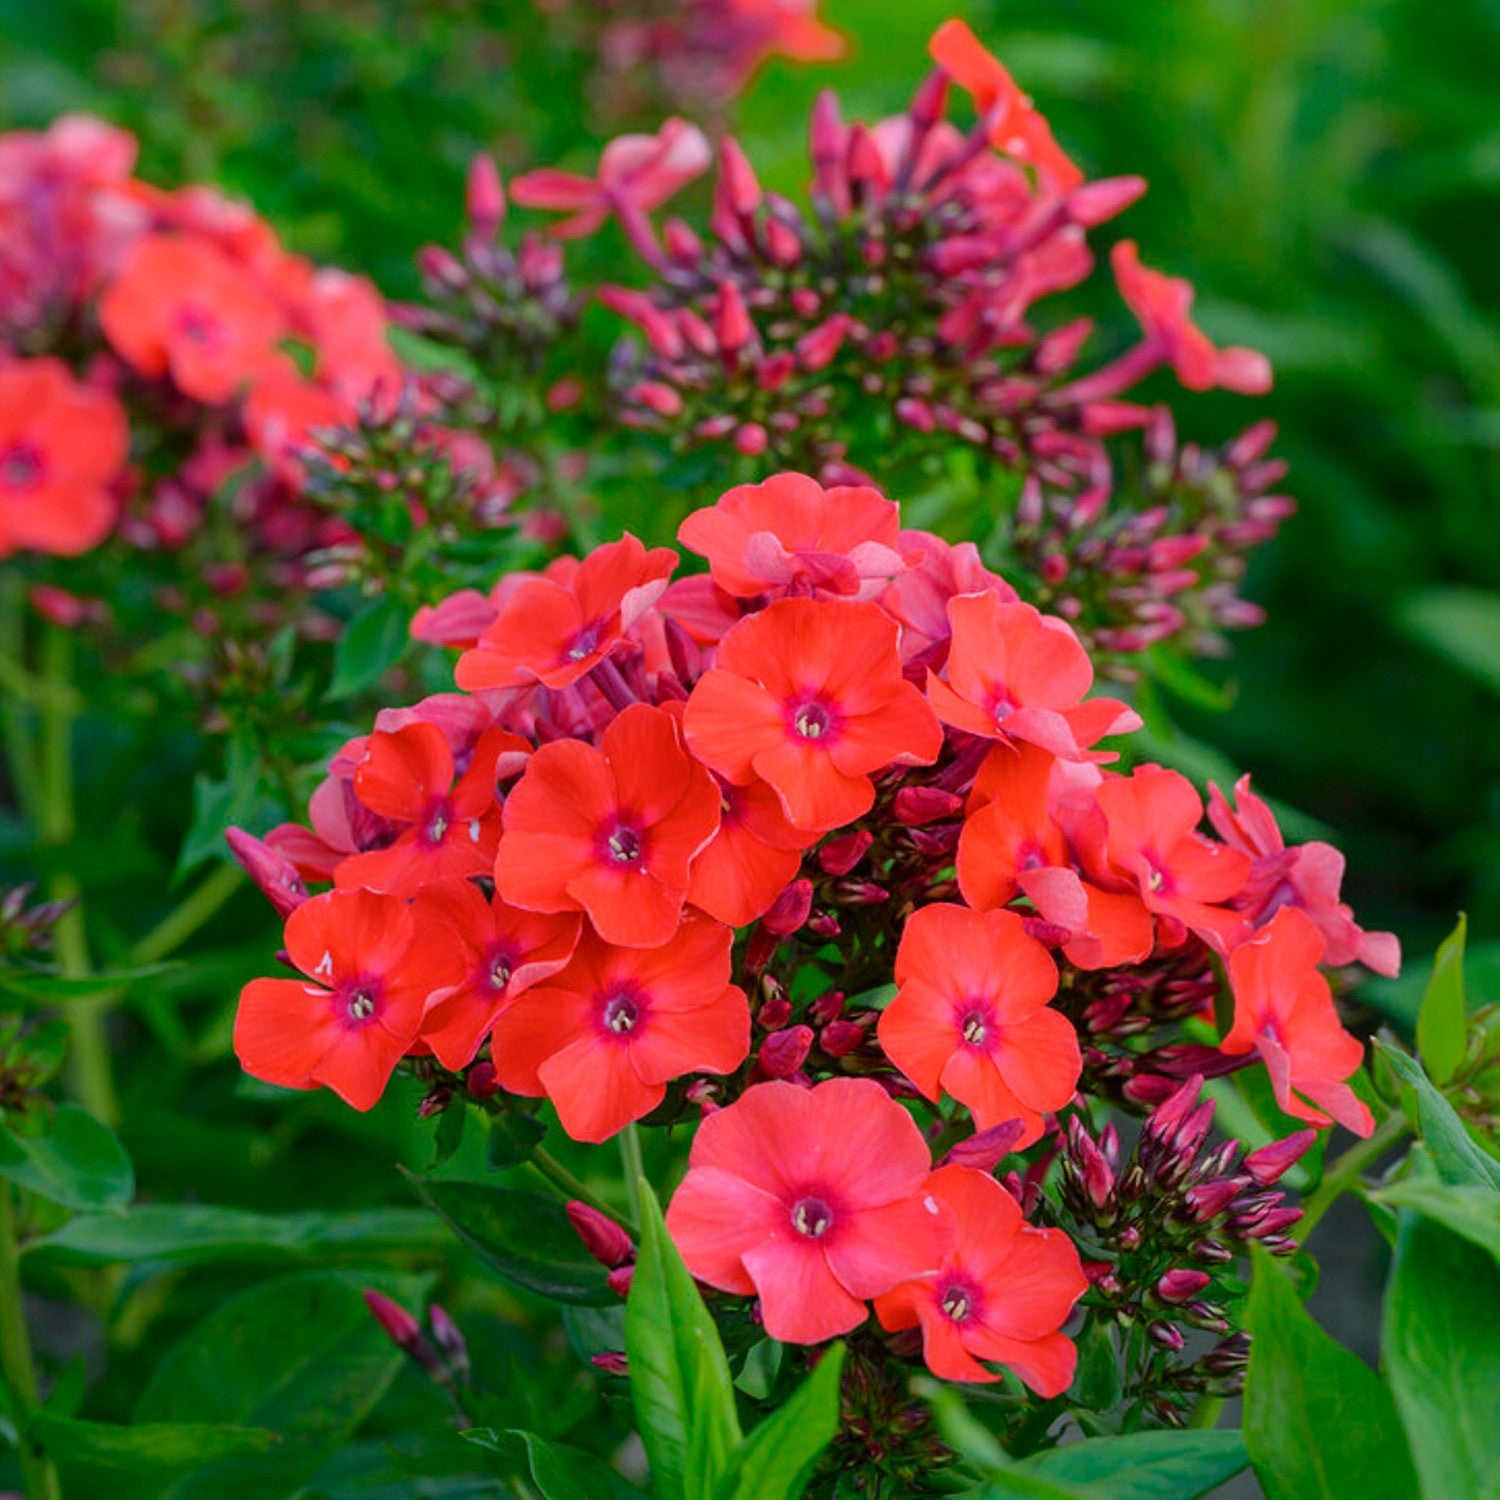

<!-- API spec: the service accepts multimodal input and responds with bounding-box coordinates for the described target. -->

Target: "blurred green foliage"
[2,0,1497,962]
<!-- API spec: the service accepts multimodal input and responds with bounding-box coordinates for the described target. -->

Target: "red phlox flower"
[334,722,522,897]
[454,535,677,690]
[1208,775,1400,977]
[665,1077,955,1343]
[489,913,749,1142]
[0,358,126,559]
[1094,765,1252,954]
[677,471,908,600]
[495,703,720,947]
[879,903,1079,1146]
[881,531,1017,667]
[412,877,581,1071]
[411,587,502,649]
[684,597,942,832]
[956,743,1153,969]
[511,118,711,239]
[99,233,287,402]
[929,20,1083,193]
[688,772,817,928]
[735,0,846,67]
[1111,241,1272,396]
[874,1164,1085,1391]
[244,362,350,472]
[926,592,1139,759]
[298,267,399,405]
[234,887,465,1111]
[1223,906,1374,1136]
[655,574,743,647]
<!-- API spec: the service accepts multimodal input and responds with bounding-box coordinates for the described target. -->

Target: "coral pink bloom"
[929,20,1083,193]
[489,914,749,1142]
[684,598,942,832]
[243,362,349,471]
[1111,242,1272,395]
[875,1165,1085,1391]
[511,119,711,239]
[1223,907,1374,1136]
[412,878,580,1071]
[1208,775,1400,977]
[879,904,1079,1146]
[927,593,1139,760]
[666,1078,954,1344]
[411,587,501,650]
[334,724,521,897]
[882,530,1017,667]
[234,888,464,1111]
[454,535,677,690]
[0,358,126,559]
[688,774,815,927]
[99,234,287,402]
[677,472,907,600]
[495,703,720,948]
[958,745,1153,969]
[1095,765,1252,954]
[743,0,846,66]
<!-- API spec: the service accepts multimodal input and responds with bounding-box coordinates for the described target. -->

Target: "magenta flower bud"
[807,912,842,938]
[755,352,797,391]
[429,1303,470,1381]
[565,1201,634,1270]
[765,216,802,266]
[790,286,821,319]
[1185,1178,1243,1222]
[662,216,702,262]
[1157,1269,1213,1304]
[632,380,684,417]
[908,67,950,132]
[1190,1238,1234,1265]
[759,1025,814,1078]
[734,422,769,456]
[1035,318,1094,375]
[942,1118,1026,1170]
[1244,1130,1318,1186]
[1241,1205,1304,1239]
[894,396,935,432]
[893,786,963,826]
[225,828,308,918]
[465,153,506,240]
[758,995,793,1031]
[1146,1075,1206,1141]
[416,243,468,289]
[714,279,754,357]
[1147,1320,1186,1352]
[364,1290,422,1349]
[905,825,961,857]
[1115,1226,1142,1251]
[607,1265,635,1298]
[1066,174,1148,227]
[743,925,779,975]
[466,1061,501,1099]
[832,879,890,906]
[818,829,871,876]
[592,1351,629,1376]
[807,989,845,1026]
[717,135,762,216]
[763,879,813,937]
[819,1020,865,1058]
[795,313,852,372]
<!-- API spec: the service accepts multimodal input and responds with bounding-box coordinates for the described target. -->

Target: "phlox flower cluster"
[0,113,398,626]
[232,470,1396,1403]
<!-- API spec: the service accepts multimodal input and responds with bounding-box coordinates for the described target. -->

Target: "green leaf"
[327,596,410,701]
[625,1178,741,1500]
[388,326,484,385]
[1371,1173,1500,1265]
[0,962,180,1002]
[28,1203,449,1266]
[486,1109,546,1170]
[404,1172,613,1305]
[1243,1247,1418,1500]
[1376,1040,1500,1191]
[0,1103,133,1211]
[135,1268,429,1499]
[32,1414,276,1472]
[463,1429,648,1500]
[1025,1432,1249,1499]
[1416,915,1469,1084]
[1384,1212,1500,1500]
[1400,586,1500,697]
[715,1345,844,1500]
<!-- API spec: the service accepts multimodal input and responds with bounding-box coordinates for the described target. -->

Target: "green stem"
[1188,1395,1225,1430]
[618,1122,645,1227]
[527,1146,634,1231]
[0,1186,62,1500]
[129,863,243,967]
[0,578,41,833]
[1298,1112,1411,1242]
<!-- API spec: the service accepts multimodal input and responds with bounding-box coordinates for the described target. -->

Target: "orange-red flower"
[665,1078,954,1343]
[1111,241,1272,395]
[0,358,126,559]
[875,1164,1085,1391]
[1223,906,1373,1136]
[879,903,1079,1145]
[677,471,906,599]
[412,878,580,1071]
[234,888,464,1111]
[99,233,286,402]
[454,536,677,691]
[488,914,749,1142]
[929,20,1082,193]
[683,598,942,831]
[1094,765,1251,954]
[687,773,815,928]
[334,723,522,898]
[495,703,720,947]
[926,593,1138,759]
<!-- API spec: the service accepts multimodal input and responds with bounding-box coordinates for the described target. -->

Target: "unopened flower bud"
[465,154,506,241]
[1156,1269,1212,1304]
[607,1265,635,1298]
[592,1351,629,1376]
[807,989,845,1026]
[892,786,963,826]
[566,1202,634,1269]
[1189,1238,1234,1266]
[758,995,793,1030]
[942,1118,1026,1170]
[466,1061,501,1099]
[225,828,307,918]
[1147,1320,1186,1351]
[818,830,871,875]
[364,1291,446,1378]
[1243,1129,1317,1186]
[763,879,813,936]
[759,1025,814,1078]
[429,1303,470,1382]
[820,1020,865,1058]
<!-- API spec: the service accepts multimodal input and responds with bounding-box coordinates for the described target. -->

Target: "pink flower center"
[789,697,839,743]
[484,943,515,995]
[0,443,44,493]
[175,303,225,350]
[601,990,641,1035]
[790,1195,834,1239]
[337,977,382,1025]
[938,1273,982,1324]
[419,798,453,848]
[565,622,602,662]
[958,1002,994,1049]
[603,823,643,866]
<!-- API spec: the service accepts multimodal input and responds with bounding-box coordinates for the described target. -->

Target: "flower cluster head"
[0,113,400,630]
[235,469,1395,1404]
